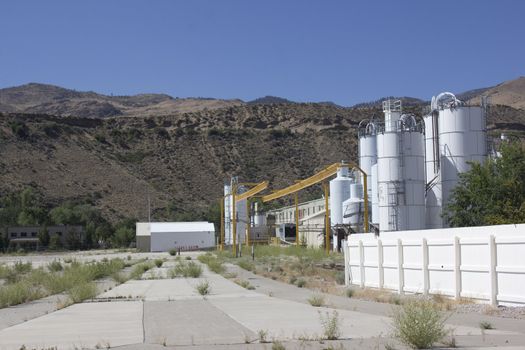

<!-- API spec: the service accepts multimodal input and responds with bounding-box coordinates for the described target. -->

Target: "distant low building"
[6,225,85,250]
[136,222,215,252]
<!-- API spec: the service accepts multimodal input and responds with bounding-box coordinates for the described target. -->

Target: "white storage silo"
[223,184,232,244]
[342,197,363,228]
[377,104,426,232]
[358,120,378,197]
[253,202,266,227]
[371,164,379,225]
[439,104,486,217]
[329,166,351,225]
[424,112,443,229]
[349,182,363,200]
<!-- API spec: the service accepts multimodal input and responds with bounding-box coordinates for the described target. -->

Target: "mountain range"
[1,77,524,119]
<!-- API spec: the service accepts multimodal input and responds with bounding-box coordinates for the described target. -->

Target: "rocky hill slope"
[1,101,524,223]
[0,83,244,118]
[466,77,525,110]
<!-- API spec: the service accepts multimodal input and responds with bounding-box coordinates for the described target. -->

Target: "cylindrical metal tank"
[253,202,266,227]
[349,183,363,200]
[371,164,379,225]
[439,105,486,217]
[377,111,426,232]
[223,184,232,244]
[342,197,363,227]
[358,120,377,199]
[424,113,443,229]
[329,167,351,225]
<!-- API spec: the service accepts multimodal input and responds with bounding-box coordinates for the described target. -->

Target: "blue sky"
[1,1,524,106]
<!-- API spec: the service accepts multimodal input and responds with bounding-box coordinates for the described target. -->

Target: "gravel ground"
[457,303,525,320]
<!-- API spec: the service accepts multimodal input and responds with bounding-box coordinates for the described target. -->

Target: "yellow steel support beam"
[261,163,340,202]
[235,181,269,202]
[260,161,370,233]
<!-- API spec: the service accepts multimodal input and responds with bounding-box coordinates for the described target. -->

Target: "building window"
[56,232,62,236]
[21,232,27,237]
[10,232,17,238]
[31,232,37,237]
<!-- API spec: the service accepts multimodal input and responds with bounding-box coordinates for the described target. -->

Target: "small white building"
[136,222,215,252]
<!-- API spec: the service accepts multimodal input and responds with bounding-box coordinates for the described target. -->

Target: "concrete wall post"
[454,236,461,300]
[489,235,498,306]
[397,239,404,294]
[359,240,365,288]
[422,238,429,295]
[378,239,384,289]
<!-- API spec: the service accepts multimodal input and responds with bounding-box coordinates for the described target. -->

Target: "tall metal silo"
[377,100,425,232]
[223,183,233,244]
[358,119,378,196]
[424,111,443,229]
[329,166,352,225]
[437,95,487,219]
[370,164,379,225]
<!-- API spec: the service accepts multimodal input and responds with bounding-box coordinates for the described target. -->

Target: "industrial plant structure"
[222,92,489,250]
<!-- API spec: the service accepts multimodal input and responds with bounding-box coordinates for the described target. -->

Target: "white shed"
[136,222,215,252]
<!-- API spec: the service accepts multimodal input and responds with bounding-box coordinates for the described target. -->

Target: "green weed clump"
[234,279,255,290]
[307,294,325,307]
[195,280,211,295]
[130,261,155,280]
[319,310,341,340]
[197,253,225,274]
[237,259,255,272]
[392,300,448,349]
[0,258,126,308]
[48,260,63,272]
[154,259,164,268]
[169,261,203,278]
[67,282,97,303]
[295,278,306,288]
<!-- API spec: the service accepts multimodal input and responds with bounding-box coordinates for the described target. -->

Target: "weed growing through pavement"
[319,310,341,340]
[307,293,325,307]
[195,280,211,295]
[391,299,448,349]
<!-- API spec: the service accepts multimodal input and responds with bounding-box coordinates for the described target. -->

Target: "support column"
[378,239,384,289]
[397,239,404,295]
[489,235,498,306]
[454,236,461,300]
[422,238,429,295]
[359,240,365,288]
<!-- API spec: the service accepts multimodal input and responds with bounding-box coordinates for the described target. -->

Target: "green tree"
[444,141,525,226]
[38,226,50,247]
[113,226,135,247]
[49,235,62,250]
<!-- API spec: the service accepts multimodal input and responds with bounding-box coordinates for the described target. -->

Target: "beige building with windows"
[267,198,327,247]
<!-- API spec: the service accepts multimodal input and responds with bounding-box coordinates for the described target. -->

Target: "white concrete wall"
[343,224,525,306]
[136,223,150,237]
[150,231,214,252]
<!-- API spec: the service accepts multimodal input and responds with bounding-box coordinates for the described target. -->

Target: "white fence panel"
[344,223,525,306]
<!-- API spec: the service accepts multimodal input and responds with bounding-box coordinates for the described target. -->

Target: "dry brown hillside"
[0,83,244,118]
[467,77,525,110]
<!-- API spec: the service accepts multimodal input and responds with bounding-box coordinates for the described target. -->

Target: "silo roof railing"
[431,92,463,111]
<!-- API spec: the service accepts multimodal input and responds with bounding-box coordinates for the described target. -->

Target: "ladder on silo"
[387,184,399,231]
